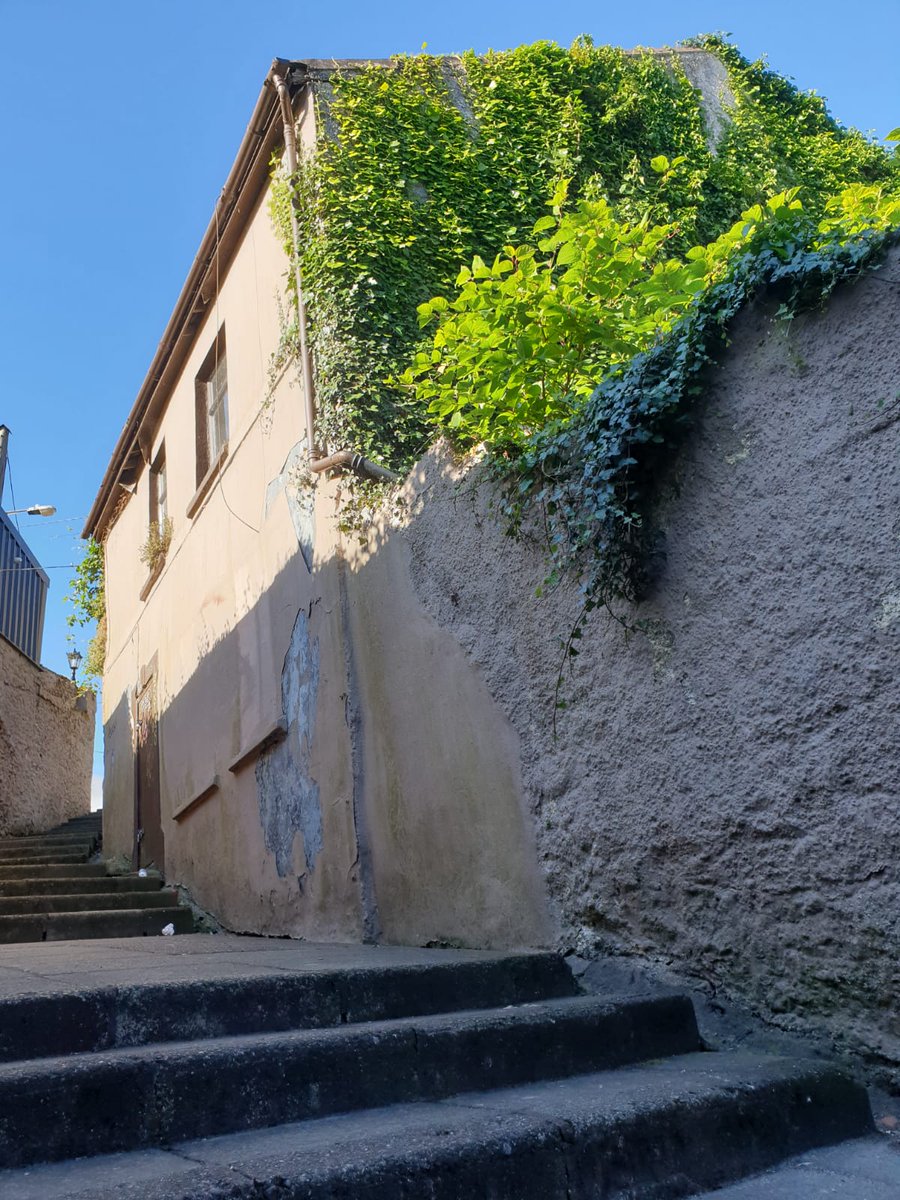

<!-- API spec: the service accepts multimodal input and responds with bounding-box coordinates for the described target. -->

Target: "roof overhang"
[83,58,308,541]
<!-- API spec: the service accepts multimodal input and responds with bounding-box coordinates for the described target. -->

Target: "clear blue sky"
[1,0,898,745]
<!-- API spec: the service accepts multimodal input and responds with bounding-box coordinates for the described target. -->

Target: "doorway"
[135,670,164,873]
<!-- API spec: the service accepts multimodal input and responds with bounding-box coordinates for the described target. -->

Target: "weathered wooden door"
[135,674,164,872]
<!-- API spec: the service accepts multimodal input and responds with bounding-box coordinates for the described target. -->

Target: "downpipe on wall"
[270,65,400,487]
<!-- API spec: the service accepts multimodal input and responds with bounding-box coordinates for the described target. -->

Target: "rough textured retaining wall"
[0,634,94,834]
[395,250,900,1084]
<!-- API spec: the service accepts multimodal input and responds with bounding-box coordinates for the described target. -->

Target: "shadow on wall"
[102,514,552,950]
[391,256,900,1090]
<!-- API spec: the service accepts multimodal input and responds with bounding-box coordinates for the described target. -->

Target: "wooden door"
[135,675,164,872]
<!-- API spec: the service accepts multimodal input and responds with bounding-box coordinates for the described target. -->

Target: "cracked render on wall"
[256,607,323,881]
[397,250,900,1086]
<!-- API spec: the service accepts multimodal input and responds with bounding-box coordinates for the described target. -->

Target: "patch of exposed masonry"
[669,49,735,150]
[256,608,323,878]
[874,590,900,630]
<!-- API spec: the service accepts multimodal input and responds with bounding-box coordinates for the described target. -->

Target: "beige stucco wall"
[0,634,94,834]
[100,87,550,948]
[102,93,366,939]
[342,519,552,948]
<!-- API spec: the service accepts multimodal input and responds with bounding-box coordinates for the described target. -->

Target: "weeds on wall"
[138,517,173,574]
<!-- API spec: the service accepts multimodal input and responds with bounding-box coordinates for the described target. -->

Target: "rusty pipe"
[308,450,399,483]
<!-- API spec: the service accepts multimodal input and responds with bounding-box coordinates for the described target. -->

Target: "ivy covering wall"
[272,36,898,472]
[270,37,899,648]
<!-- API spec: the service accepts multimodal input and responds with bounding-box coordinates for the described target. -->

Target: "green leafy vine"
[267,35,900,699]
[269,36,898,479]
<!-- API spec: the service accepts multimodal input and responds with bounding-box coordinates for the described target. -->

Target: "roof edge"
[83,59,308,542]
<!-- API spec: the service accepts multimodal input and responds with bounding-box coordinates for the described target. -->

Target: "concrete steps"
[0,814,194,943]
[0,944,876,1197]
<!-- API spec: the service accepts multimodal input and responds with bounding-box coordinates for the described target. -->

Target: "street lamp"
[5,505,57,517]
[66,649,83,681]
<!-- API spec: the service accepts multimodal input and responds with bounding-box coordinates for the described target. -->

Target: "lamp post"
[66,649,83,681]
[5,505,57,517]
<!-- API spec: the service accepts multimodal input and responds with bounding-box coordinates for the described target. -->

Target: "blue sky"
[1,0,898,793]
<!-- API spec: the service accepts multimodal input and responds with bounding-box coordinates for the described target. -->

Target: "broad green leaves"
[399,188,808,448]
[268,35,900,489]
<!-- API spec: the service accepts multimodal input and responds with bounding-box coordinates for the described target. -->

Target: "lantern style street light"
[66,649,83,681]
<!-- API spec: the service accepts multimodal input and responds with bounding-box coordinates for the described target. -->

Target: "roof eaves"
[83,59,309,542]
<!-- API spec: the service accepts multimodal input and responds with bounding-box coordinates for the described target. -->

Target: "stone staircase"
[0,813,193,942]
[0,941,878,1198]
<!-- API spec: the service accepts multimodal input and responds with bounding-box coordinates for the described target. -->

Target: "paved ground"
[696,1136,900,1197]
[0,933,520,998]
[0,934,896,1198]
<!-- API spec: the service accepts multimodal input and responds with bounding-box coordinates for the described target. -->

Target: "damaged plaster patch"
[266,440,316,572]
[874,590,900,630]
[256,608,323,877]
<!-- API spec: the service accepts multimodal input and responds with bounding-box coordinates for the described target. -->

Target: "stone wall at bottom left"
[0,633,95,835]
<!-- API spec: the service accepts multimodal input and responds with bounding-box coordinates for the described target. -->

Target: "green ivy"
[692,35,900,240]
[270,36,898,477]
[271,40,712,468]
[66,538,104,628]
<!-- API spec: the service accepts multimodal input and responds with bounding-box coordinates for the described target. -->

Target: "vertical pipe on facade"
[270,69,318,461]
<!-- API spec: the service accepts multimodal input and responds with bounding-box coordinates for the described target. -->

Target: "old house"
[86,54,563,945]
[85,43,900,1089]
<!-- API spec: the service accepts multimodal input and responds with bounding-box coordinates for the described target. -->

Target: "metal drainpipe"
[269,68,400,486]
[270,69,318,461]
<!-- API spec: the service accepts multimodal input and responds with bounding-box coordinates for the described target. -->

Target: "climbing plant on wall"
[271,35,898,475]
[271,35,899,678]
[66,537,106,684]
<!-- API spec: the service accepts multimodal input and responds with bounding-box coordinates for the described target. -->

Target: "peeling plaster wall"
[257,607,323,881]
[100,73,552,948]
[0,634,94,834]
[100,108,366,942]
[397,253,900,1083]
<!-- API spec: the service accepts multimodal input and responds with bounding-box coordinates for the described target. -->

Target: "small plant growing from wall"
[138,517,173,574]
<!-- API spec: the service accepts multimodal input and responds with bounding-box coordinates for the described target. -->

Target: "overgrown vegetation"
[66,537,105,684]
[269,36,899,685]
[494,187,900,696]
[138,517,173,574]
[271,36,898,472]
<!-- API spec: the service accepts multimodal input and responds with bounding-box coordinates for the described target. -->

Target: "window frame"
[150,445,167,532]
[187,328,230,519]
[193,328,229,488]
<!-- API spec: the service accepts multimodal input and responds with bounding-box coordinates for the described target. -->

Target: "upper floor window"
[150,446,167,531]
[194,329,228,485]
